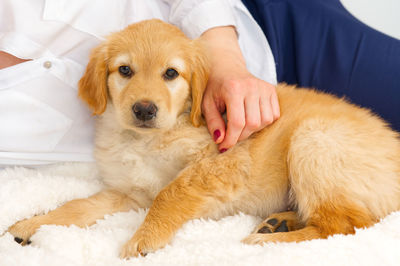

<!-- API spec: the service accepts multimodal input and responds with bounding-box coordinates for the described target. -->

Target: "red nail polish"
[219,148,227,153]
[213,130,221,142]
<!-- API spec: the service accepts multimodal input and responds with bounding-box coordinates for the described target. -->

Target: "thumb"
[202,95,226,144]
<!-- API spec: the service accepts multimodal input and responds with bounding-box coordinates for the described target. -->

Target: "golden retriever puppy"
[9,19,400,258]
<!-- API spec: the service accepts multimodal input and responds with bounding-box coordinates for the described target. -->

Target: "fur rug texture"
[1,163,400,266]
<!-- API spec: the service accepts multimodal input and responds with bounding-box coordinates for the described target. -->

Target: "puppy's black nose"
[132,101,158,121]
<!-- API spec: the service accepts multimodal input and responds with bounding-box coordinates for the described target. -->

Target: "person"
[1,0,399,167]
[0,0,279,166]
[242,0,400,132]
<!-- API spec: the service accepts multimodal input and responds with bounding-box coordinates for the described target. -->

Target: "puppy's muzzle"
[132,101,158,121]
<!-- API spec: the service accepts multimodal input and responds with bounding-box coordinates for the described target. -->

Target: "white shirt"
[0,0,276,166]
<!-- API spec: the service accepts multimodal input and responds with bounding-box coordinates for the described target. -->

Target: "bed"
[1,162,400,265]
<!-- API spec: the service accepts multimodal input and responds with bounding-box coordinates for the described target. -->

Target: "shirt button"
[43,61,52,69]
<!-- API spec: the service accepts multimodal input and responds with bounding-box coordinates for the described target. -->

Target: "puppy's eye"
[164,68,179,80]
[119,65,133,77]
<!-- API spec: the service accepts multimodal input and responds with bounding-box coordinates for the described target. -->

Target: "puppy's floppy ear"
[78,44,108,115]
[190,40,210,127]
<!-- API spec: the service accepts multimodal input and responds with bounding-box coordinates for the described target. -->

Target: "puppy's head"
[78,19,209,132]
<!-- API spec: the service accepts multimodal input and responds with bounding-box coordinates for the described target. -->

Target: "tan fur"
[9,19,400,258]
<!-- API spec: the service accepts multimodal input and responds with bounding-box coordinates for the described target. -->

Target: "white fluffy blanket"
[1,163,400,266]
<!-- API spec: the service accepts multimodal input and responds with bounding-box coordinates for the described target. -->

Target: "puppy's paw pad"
[13,236,31,245]
[256,219,288,234]
[14,237,23,244]
[257,226,272,234]
[255,211,302,234]
[266,218,278,226]
[274,220,289,232]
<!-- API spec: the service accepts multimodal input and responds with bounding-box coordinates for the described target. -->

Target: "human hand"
[200,27,280,152]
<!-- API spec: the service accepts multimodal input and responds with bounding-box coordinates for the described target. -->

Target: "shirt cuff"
[169,0,237,39]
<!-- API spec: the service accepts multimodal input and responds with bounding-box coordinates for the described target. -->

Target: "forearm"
[0,51,29,69]
[200,26,247,78]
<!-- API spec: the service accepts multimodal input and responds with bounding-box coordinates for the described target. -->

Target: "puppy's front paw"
[120,237,142,258]
[8,218,40,245]
[119,229,169,259]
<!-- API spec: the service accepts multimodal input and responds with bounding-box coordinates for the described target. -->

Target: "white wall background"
[341,0,400,40]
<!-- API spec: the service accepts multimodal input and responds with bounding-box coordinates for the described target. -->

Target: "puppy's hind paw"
[252,211,303,235]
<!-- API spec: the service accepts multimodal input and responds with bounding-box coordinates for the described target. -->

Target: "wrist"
[200,26,247,74]
[201,26,241,53]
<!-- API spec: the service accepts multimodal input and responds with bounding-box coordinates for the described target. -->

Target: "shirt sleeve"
[162,0,237,39]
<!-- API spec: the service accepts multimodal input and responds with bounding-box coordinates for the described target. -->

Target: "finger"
[270,91,281,121]
[219,97,245,151]
[238,96,261,142]
[202,94,226,144]
[260,95,274,126]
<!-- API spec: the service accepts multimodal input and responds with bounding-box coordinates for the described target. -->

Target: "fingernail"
[219,148,227,153]
[213,130,221,142]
